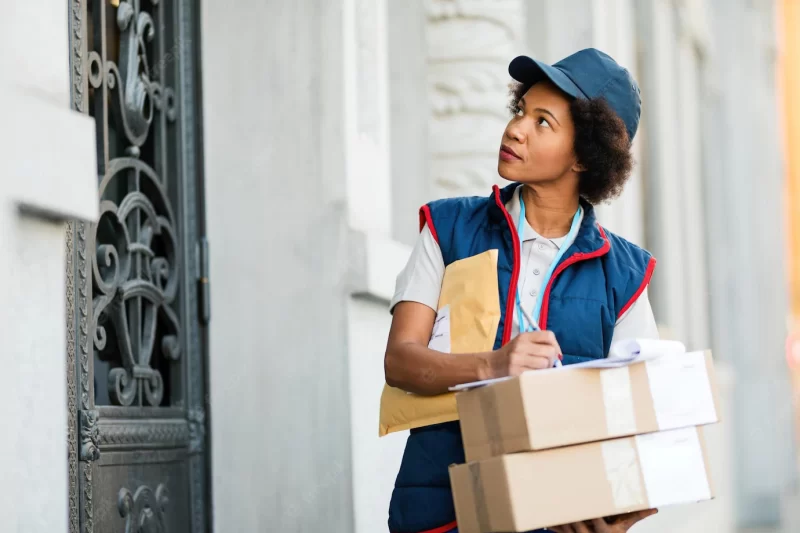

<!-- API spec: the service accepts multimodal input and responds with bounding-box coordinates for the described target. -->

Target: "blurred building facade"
[1,0,798,532]
[778,0,800,482]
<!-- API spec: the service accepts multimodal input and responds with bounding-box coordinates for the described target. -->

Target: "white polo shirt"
[391,187,659,344]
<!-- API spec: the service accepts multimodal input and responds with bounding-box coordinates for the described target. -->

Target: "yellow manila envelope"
[379,249,502,436]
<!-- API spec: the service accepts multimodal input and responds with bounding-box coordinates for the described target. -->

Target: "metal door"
[66,0,210,531]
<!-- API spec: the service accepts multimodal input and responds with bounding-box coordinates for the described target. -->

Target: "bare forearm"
[384,342,492,395]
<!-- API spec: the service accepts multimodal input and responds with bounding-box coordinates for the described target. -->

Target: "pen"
[519,305,562,368]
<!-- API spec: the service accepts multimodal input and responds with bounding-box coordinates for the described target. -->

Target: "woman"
[385,48,659,533]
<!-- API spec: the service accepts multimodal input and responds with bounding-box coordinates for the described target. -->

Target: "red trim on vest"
[540,225,612,330]
[494,185,521,346]
[408,520,458,533]
[617,256,657,319]
[419,204,439,244]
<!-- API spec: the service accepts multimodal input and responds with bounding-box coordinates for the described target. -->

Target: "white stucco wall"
[0,1,97,531]
[347,296,408,533]
[202,1,355,531]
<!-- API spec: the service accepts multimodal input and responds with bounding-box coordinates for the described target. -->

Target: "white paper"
[566,339,687,369]
[610,339,686,360]
[635,427,711,508]
[600,366,637,437]
[646,351,717,430]
[601,438,647,510]
[427,304,451,353]
[449,375,512,391]
[448,339,688,391]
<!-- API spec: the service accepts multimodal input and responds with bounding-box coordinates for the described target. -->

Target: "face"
[498,80,579,184]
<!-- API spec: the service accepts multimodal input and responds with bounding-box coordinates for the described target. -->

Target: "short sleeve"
[390,224,445,313]
[611,288,659,341]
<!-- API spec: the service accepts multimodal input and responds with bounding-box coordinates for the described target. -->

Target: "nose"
[505,122,526,144]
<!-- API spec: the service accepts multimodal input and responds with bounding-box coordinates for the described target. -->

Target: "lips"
[500,144,522,161]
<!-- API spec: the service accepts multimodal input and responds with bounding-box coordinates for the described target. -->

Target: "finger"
[526,342,559,364]
[620,508,658,528]
[550,525,573,533]
[572,521,593,533]
[512,340,559,364]
[509,353,555,373]
[590,518,610,532]
[525,330,563,357]
[511,347,557,369]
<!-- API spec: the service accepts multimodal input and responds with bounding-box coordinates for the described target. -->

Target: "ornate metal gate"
[66,0,209,531]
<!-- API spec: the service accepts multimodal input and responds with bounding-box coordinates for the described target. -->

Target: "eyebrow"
[518,97,561,126]
[534,107,561,126]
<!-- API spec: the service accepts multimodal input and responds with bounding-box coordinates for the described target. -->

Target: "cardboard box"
[449,426,714,533]
[457,350,719,461]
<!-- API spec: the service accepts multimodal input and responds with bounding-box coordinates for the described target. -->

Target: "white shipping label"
[601,439,647,510]
[645,351,717,430]
[600,366,637,437]
[636,427,711,508]
[427,305,451,353]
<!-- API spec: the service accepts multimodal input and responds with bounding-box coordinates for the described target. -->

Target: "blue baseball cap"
[509,48,641,142]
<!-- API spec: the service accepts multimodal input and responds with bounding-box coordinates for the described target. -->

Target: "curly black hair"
[509,82,634,204]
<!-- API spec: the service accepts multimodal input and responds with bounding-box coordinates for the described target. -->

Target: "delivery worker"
[384,49,660,533]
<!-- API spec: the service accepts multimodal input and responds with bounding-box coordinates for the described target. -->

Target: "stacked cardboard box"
[449,350,720,533]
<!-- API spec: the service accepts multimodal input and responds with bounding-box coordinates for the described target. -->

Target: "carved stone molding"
[426,0,524,198]
[97,418,191,450]
[67,221,79,533]
[80,410,100,462]
[188,409,206,455]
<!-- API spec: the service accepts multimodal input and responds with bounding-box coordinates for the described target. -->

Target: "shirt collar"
[490,182,609,256]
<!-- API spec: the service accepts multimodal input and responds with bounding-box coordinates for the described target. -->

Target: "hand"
[550,509,658,533]
[485,331,562,378]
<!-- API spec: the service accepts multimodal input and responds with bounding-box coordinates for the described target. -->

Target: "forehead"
[520,80,572,113]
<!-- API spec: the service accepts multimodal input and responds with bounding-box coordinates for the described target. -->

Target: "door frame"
[65,0,210,531]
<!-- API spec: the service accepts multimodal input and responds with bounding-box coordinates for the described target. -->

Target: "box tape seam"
[601,438,648,511]
[600,366,637,437]
[478,385,503,457]
[469,461,490,532]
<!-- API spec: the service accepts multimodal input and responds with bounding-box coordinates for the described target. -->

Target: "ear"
[572,160,587,173]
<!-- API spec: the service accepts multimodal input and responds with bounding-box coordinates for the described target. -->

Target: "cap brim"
[508,56,586,99]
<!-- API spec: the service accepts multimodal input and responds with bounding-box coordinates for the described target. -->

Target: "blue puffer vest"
[387,183,656,533]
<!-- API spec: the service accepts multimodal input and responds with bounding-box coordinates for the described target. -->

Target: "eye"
[537,116,552,128]
[513,104,524,117]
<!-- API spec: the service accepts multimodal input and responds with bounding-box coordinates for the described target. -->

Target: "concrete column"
[699,0,794,526]
[344,0,393,237]
[589,0,646,247]
[202,1,355,530]
[635,0,689,343]
[525,0,595,63]
[388,1,431,246]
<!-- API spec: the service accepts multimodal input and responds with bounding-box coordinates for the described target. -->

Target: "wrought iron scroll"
[92,158,181,407]
[88,0,181,408]
[118,483,170,533]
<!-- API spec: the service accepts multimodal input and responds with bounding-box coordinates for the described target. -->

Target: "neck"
[520,183,580,238]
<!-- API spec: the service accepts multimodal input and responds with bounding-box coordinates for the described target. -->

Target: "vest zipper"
[493,186,521,346]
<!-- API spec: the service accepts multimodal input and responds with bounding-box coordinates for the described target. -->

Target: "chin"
[497,162,516,182]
